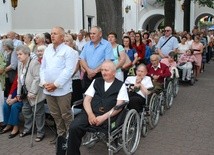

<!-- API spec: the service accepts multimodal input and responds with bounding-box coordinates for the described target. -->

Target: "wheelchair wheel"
[148,93,160,129]
[122,109,140,155]
[165,81,173,109]
[141,124,148,137]
[173,78,179,97]
[190,76,195,85]
[160,104,164,116]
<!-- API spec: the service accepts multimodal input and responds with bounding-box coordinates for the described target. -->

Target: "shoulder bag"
[20,59,32,100]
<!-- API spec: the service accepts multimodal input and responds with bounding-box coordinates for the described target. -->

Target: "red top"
[146,62,171,83]
[132,43,146,60]
[9,74,18,95]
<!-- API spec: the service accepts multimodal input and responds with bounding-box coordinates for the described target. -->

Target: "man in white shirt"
[67,60,129,155]
[40,27,77,139]
[76,32,86,52]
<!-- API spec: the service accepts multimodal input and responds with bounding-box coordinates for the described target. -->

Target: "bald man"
[7,31,23,48]
[67,60,129,155]
[147,54,171,89]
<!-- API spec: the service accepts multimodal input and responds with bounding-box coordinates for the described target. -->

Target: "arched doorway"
[195,13,214,29]
[142,14,164,31]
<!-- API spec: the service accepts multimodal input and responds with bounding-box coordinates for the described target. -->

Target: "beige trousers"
[46,93,72,137]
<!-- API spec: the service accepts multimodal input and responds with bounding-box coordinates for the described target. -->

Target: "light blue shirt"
[80,38,114,69]
[13,39,23,49]
[157,35,179,56]
[40,43,77,96]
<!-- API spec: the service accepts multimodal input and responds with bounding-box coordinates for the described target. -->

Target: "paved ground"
[0,61,214,155]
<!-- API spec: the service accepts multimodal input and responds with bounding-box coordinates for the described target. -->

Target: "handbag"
[20,84,28,100]
[20,59,31,100]
[117,46,132,70]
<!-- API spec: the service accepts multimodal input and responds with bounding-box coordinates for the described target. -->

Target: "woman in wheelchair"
[160,51,179,78]
[67,61,129,155]
[125,64,153,113]
[178,49,197,81]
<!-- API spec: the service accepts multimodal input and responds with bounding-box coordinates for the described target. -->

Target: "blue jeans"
[3,101,23,126]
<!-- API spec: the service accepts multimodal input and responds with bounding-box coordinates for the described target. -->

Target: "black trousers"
[67,110,110,155]
[67,112,88,155]
[128,93,146,113]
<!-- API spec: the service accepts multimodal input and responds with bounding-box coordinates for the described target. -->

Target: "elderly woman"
[16,45,46,142]
[36,45,46,63]
[0,75,23,139]
[2,39,18,97]
[125,64,153,112]
[23,33,35,52]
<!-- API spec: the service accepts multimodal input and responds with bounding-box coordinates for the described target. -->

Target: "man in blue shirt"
[80,26,114,91]
[157,26,179,58]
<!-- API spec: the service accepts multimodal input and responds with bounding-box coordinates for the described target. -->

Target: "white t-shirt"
[85,79,129,102]
[178,43,190,54]
[125,76,153,98]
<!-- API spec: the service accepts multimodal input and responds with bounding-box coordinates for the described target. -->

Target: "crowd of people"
[0,25,214,155]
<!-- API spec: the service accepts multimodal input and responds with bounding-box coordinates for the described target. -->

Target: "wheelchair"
[72,99,141,155]
[177,62,196,86]
[148,77,174,117]
[171,68,179,97]
[124,84,153,136]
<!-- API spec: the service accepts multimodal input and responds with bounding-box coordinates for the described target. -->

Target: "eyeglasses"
[164,30,171,32]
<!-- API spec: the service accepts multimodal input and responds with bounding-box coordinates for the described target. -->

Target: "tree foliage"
[156,0,214,8]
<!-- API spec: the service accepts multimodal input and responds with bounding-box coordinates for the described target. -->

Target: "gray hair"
[91,26,102,33]
[37,45,47,51]
[16,45,31,55]
[25,33,34,41]
[2,39,14,51]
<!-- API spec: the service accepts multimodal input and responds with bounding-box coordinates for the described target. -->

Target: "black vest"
[91,77,123,116]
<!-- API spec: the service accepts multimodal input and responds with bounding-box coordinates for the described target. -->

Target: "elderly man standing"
[156,26,178,58]
[40,27,77,139]
[67,60,129,155]
[7,31,23,48]
[80,26,114,92]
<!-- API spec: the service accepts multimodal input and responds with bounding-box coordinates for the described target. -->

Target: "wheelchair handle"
[72,99,84,106]
[114,102,129,110]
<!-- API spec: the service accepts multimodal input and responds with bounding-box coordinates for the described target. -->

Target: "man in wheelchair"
[146,54,171,91]
[67,60,129,155]
[125,64,153,113]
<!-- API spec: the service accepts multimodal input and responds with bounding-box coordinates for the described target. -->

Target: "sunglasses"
[164,30,171,32]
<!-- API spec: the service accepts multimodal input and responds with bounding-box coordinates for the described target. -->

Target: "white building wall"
[0,0,97,35]
[174,0,184,32]
[0,1,12,35]
[12,0,75,34]
[84,0,97,31]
